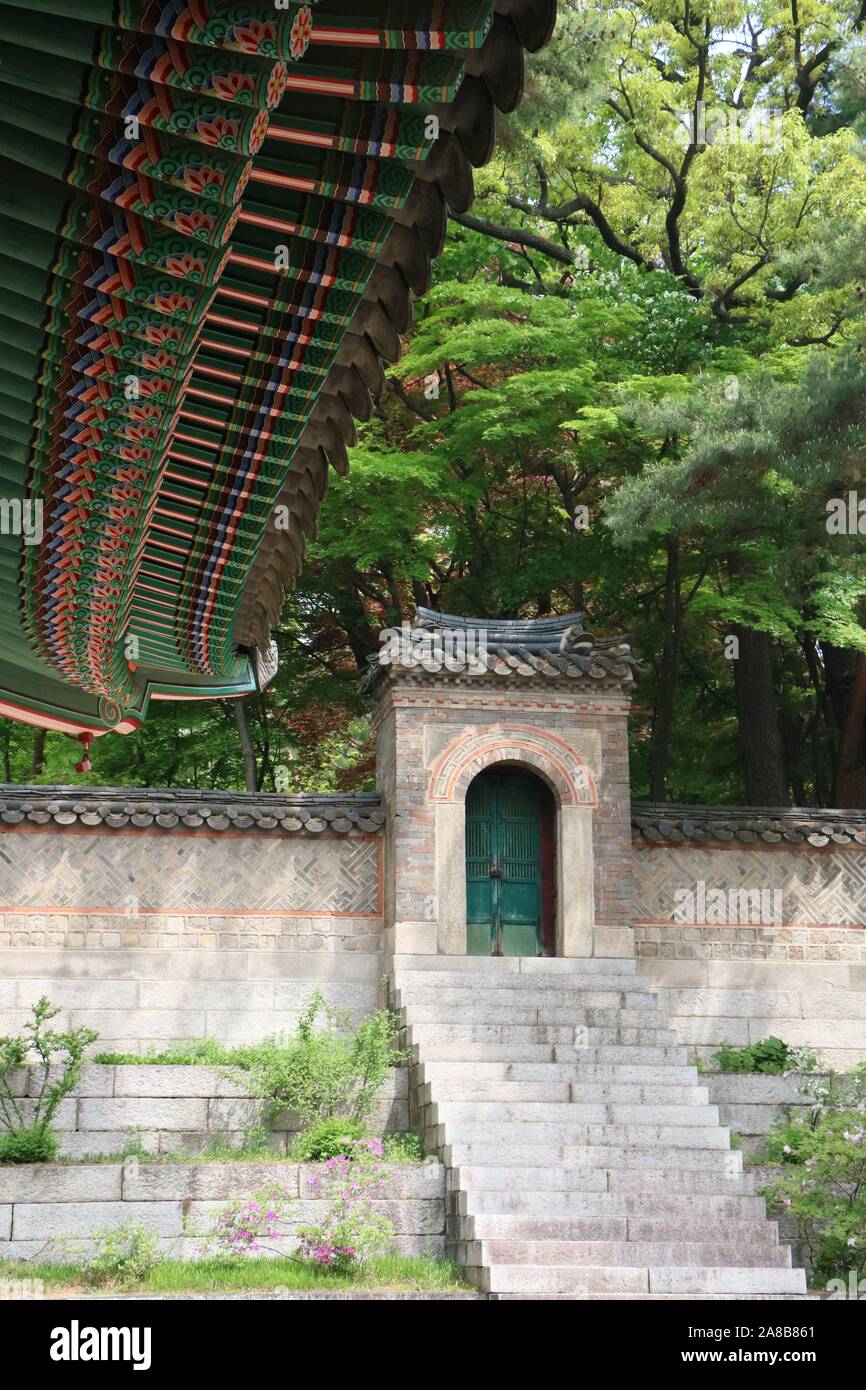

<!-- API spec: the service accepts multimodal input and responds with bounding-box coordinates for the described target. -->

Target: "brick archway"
[428,724,597,808]
[430,725,596,957]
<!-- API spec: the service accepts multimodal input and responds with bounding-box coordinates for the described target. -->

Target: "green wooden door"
[466,770,543,957]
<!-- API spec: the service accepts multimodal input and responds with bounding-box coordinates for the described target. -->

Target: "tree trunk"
[649,535,683,801]
[834,653,866,807]
[234,700,258,792]
[31,727,47,777]
[732,627,789,805]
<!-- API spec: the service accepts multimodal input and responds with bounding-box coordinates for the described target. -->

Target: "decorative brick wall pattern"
[634,844,866,961]
[0,830,380,917]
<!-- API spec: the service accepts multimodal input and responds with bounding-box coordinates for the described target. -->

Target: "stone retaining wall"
[0,1159,445,1262]
[4,1064,409,1158]
[704,1072,822,1161]
[0,791,385,1048]
[637,959,866,1070]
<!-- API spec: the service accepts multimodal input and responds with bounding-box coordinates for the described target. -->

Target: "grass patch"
[0,1254,467,1295]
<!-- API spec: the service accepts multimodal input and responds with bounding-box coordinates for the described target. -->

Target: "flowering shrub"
[199,1141,395,1275]
[298,1139,394,1275]
[762,1065,866,1284]
[203,1183,293,1259]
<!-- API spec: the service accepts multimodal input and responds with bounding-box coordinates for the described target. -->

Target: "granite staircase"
[392,956,808,1300]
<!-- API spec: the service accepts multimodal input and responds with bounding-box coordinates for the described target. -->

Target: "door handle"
[489,864,502,879]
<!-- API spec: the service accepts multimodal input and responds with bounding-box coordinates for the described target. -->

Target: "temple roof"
[632,803,866,848]
[362,607,641,691]
[0,784,383,832]
[0,0,557,737]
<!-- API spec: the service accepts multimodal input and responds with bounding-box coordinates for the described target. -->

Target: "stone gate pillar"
[364,610,639,960]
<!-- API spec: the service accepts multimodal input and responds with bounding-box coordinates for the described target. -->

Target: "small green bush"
[291,1117,365,1162]
[711,1036,817,1075]
[0,1127,58,1163]
[383,1132,424,1163]
[237,990,407,1127]
[82,1222,162,1289]
[0,998,97,1163]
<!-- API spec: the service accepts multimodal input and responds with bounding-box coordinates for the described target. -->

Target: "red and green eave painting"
[0,0,555,742]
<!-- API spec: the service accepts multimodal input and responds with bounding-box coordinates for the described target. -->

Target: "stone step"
[606,1165,751,1191]
[391,955,638,977]
[443,1140,738,1168]
[479,1265,807,1296]
[416,1080,707,1105]
[459,1240,792,1269]
[446,1164,755,1197]
[559,1046,689,1065]
[407,1022,681,1047]
[413,1041,558,1063]
[396,974,654,997]
[404,1002,660,1026]
[426,1102,721,1127]
[418,1061,699,1085]
[457,1215,779,1245]
[452,1188,767,1218]
[454,1188,760,1217]
[492,1293,814,1302]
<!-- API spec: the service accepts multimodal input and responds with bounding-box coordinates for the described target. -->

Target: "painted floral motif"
[148,290,194,315]
[267,61,289,108]
[195,115,240,148]
[127,403,163,424]
[227,21,277,55]
[291,6,314,60]
[209,70,256,103]
[179,164,225,195]
[171,208,216,239]
[249,108,270,153]
[139,349,176,373]
[160,252,206,279]
[142,322,182,346]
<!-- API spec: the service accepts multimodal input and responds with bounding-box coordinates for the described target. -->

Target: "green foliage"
[92,1040,239,1066]
[382,1132,424,1164]
[762,1067,866,1284]
[290,1117,365,1162]
[0,1253,466,1294]
[5,1,863,809]
[711,1037,818,1075]
[237,991,407,1127]
[0,998,97,1163]
[80,1222,162,1289]
[0,1127,58,1164]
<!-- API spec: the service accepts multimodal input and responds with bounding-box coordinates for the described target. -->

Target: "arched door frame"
[428,724,597,957]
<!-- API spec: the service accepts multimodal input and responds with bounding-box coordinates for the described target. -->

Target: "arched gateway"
[365,609,640,961]
[465,766,556,957]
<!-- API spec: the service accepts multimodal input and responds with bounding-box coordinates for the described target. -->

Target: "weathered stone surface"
[11,1200,184,1240]
[0,1165,122,1204]
[122,1163,301,1203]
[78,1098,209,1131]
[113,1066,251,1099]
